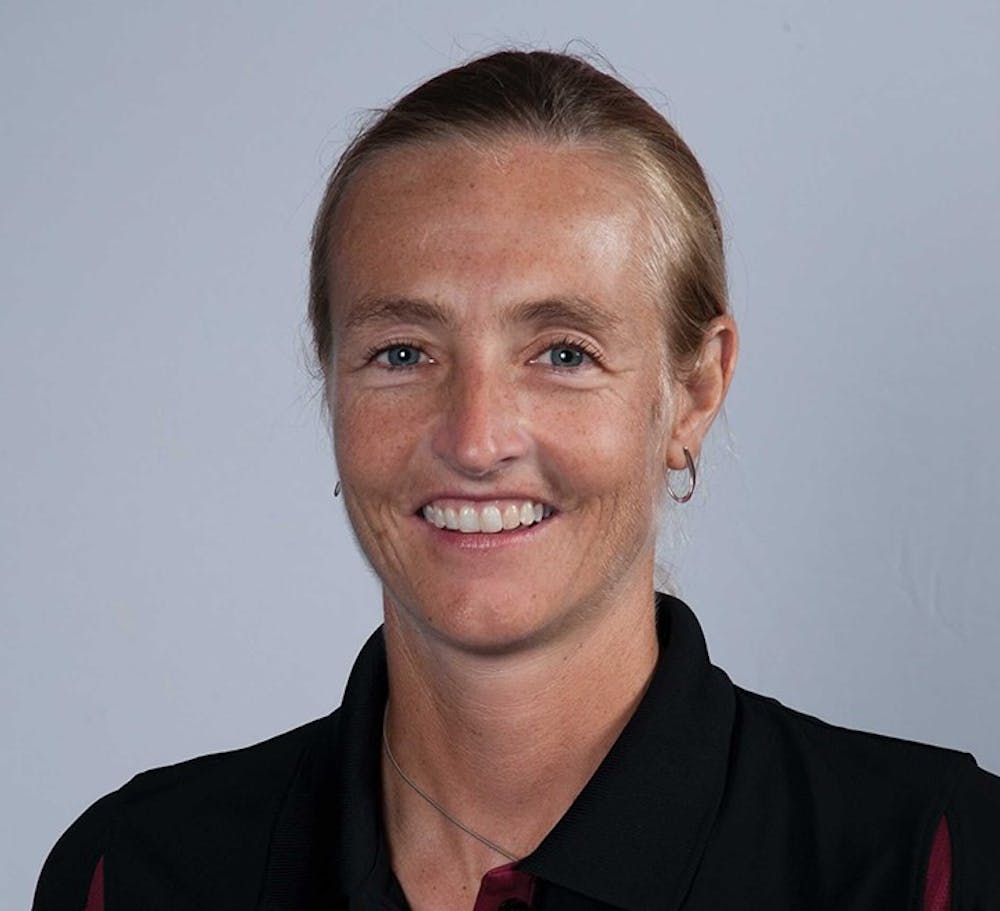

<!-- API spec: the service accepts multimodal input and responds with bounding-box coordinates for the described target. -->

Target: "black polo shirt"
[34,595,1000,910]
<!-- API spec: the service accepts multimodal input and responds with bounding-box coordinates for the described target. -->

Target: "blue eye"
[547,345,587,368]
[376,344,424,367]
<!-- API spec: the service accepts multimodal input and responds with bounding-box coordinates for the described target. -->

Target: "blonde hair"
[309,49,728,379]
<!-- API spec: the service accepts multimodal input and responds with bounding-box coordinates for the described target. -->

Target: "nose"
[431,364,530,477]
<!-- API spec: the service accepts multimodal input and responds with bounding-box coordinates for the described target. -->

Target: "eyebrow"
[341,296,454,332]
[339,294,622,335]
[505,296,623,335]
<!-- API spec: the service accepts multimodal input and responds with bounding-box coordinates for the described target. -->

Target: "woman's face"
[328,139,685,654]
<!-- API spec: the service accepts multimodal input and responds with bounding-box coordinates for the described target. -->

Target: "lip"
[412,509,558,549]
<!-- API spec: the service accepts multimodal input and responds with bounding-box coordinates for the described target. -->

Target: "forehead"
[327,138,657,327]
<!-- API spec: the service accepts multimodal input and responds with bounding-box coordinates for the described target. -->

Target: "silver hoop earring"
[333,480,341,498]
[667,448,696,504]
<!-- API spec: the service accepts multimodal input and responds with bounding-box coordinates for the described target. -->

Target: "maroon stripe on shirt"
[473,862,535,911]
[84,856,104,911]
[923,815,952,911]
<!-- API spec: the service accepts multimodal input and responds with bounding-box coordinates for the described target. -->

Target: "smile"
[420,499,555,534]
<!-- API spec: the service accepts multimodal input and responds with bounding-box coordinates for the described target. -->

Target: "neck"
[380,576,659,893]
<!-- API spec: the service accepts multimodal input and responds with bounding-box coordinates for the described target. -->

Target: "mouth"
[419,498,556,534]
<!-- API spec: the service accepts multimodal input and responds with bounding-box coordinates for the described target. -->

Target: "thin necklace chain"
[381,710,521,863]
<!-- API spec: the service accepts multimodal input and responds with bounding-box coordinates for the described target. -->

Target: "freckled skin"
[328,139,685,655]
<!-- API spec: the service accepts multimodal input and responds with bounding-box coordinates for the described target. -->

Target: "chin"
[387,579,569,657]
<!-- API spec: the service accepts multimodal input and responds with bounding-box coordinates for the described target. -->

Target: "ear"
[666,315,739,470]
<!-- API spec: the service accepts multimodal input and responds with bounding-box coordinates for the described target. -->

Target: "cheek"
[535,386,668,503]
[333,387,422,485]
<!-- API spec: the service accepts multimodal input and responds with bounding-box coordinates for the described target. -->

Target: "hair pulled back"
[309,50,728,378]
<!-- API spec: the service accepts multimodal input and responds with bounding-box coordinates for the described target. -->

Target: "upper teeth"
[421,500,553,533]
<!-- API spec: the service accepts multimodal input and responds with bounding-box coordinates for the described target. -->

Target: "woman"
[35,50,999,911]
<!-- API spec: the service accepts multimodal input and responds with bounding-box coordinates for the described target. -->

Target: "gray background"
[3,1,998,905]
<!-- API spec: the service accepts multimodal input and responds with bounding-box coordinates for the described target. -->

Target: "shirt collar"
[519,594,735,909]
[268,594,735,910]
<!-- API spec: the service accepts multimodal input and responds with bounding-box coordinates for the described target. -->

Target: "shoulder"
[33,713,339,911]
[729,686,980,819]
[734,686,972,784]
[726,686,1000,896]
